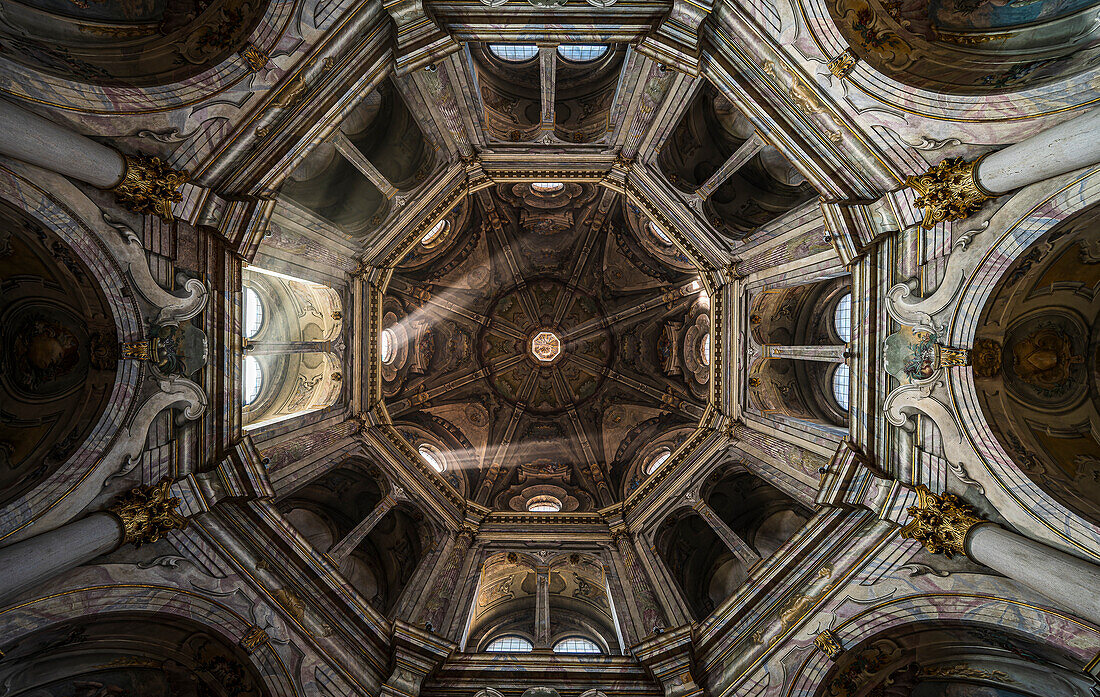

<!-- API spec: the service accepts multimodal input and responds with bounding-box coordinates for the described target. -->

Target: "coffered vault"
[1,0,1100,695]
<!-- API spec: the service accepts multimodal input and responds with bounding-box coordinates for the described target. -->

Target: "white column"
[0,513,122,605]
[539,46,557,134]
[696,132,767,200]
[0,98,125,188]
[977,106,1100,194]
[966,524,1100,627]
[330,131,400,199]
[763,345,846,362]
[534,565,551,648]
[327,494,397,562]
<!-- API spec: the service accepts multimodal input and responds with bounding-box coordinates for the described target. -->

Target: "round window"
[557,45,609,62]
[647,221,673,246]
[645,447,672,475]
[526,495,562,512]
[418,444,445,472]
[832,363,851,412]
[488,44,538,62]
[700,332,711,366]
[531,182,564,193]
[834,292,852,343]
[485,635,533,652]
[243,356,263,406]
[243,286,263,339]
[420,219,448,246]
[381,328,396,365]
[553,636,601,654]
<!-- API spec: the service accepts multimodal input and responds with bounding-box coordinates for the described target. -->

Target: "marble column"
[762,345,846,362]
[902,487,1100,627]
[0,479,187,605]
[906,106,1100,228]
[326,494,397,562]
[0,98,188,220]
[534,565,551,648]
[612,527,667,636]
[539,46,557,135]
[690,498,761,566]
[420,523,478,632]
[695,132,767,200]
[330,131,400,199]
[245,340,330,355]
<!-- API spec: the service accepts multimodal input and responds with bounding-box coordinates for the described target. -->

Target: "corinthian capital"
[900,486,986,558]
[904,156,996,230]
[112,153,190,222]
[107,478,188,547]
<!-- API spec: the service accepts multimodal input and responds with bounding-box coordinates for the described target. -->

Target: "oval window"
[647,221,673,246]
[381,328,396,365]
[645,447,672,475]
[557,45,609,62]
[832,363,851,412]
[700,332,711,366]
[488,44,538,62]
[526,495,562,512]
[243,287,263,339]
[243,356,263,406]
[420,219,448,246]
[531,182,564,193]
[418,444,446,473]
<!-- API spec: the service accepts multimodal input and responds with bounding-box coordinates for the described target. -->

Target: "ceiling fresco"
[379,182,713,511]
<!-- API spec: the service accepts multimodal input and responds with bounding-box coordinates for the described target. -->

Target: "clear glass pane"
[553,637,601,654]
[489,44,539,62]
[647,221,673,246]
[420,219,448,245]
[701,332,711,366]
[531,182,564,193]
[486,636,533,652]
[381,328,395,365]
[834,293,852,343]
[243,356,263,406]
[833,363,850,412]
[418,444,445,472]
[243,287,263,339]
[645,448,671,475]
[557,45,608,62]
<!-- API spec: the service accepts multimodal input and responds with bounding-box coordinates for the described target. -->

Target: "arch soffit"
[784,594,1100,697]
[0,585,299,697]
[942,166,1100,558]
[0,163,145,544]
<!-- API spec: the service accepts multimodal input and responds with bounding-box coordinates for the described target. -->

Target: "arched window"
[647,220,674,246]
[645,447,672,475]
[700,332,711,366]
[420,219,448,246]
[834,292,852,343]
[489,44,539,62]
[418,444,446,473]
[485,635,533,652]
[381,328,396,365]
[243,356,263,406]
[553,636,602,654]
[243,286,263,339]
[557,45,609,62]
[531,182,564,193]
[832,363,850,412]
[527,495,561,512]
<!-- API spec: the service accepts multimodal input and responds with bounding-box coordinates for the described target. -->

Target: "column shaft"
[977,107,1100,194]
[613,530,667,636]
[696,132,767,200]
[0,98,125,188]
[0,513,122,605]
[330,131,399,198]
[692,500,761,566]
[327,495,397,562]
[762,345,846,362]
[420,526,476,631]
[539,46,557,131]
[246,341,329,355]
[535,566,551,648]
[966,524,1100,627]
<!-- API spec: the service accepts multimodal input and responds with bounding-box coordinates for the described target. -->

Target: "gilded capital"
[904,156,996,230]
[107,478,188,547]
[900,486,986,558]
[112,153,190,223]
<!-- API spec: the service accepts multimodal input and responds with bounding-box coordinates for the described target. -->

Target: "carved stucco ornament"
[112,153,190,222]
[900,486,986,558]
[904,156,997,230]
[107,478,188,547]
[814,629,843,659]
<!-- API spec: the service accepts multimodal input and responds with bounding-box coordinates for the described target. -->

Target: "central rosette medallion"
[479,278,614,416]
